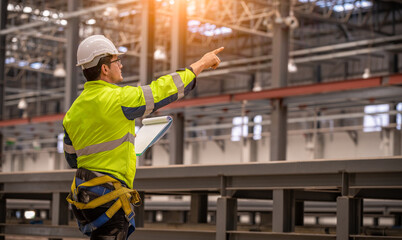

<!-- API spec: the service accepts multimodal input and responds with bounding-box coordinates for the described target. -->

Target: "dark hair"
[82,55,113,81]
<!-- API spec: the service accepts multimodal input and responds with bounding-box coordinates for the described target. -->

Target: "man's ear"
[101,64,109,75]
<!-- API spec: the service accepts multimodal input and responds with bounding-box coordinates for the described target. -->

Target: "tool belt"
[66,174,141,238]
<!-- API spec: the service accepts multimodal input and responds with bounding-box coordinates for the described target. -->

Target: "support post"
[134,192,145,228]
[169,112,185,164]
[138,0,155,165]
[270,99,287,161]
[64,0,79,112]
[216,197,237,240]
[395,213,402,227]
[0,0,8,120]
[388,52,399,74]
[295,200,304,226]
[0,184,5,240]
[139,0,155,85]
[0,131,3,173]
[273,189,295,232]
[50,193,69,240]
[169,0,187,165]
[336,197,363,240]
[270,0,289,161]
[190,193,208,223]
[390,103,401,156]
[314,64,322,83]
[249,138,258,162]
[171,0,186,71]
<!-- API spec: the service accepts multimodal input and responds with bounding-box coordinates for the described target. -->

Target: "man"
[63,35,223,240]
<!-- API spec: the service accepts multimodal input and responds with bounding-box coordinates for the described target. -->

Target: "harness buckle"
[72,188,79,202]
[125,211,135,222]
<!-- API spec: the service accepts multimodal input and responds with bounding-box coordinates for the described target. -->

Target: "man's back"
[63,80,137,188]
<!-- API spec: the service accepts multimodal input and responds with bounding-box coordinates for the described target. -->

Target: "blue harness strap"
[75,177,113,196]
[70,176,139,239]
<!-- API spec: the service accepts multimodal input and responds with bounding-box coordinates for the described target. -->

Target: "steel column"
[0,184,5,240]
[171,0,186,71]
[216,197,237,240]
[0,0,8,120]
[314,64,322,83]
[295,200,304,226]
[139,0,155,85]
[190,193,208,223]
[50,193,69,240]
[169,112,185,165]
[388,52,399,74]
[138,0,155,166]
[269,0,289,161]
[0,133,2,172]
[389,103,401,156]
[64,0,79,112]
[336,197,363,240]
[273,189,295,232]
[134,192,145,228]
[169,0,187,165]
[270,99,287,161]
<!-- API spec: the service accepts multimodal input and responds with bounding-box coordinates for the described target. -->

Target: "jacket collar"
[84,80,119,89]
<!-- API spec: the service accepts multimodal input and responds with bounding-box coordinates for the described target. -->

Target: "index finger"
[212,47,224,54]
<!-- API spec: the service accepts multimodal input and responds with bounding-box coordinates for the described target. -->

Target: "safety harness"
[66,175,141,238]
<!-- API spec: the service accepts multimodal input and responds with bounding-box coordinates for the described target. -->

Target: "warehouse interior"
[0,0,402,239]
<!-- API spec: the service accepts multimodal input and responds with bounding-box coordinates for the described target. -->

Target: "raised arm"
[190,47,224,76]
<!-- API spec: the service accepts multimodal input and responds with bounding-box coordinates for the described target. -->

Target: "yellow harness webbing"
[66,175,141,236]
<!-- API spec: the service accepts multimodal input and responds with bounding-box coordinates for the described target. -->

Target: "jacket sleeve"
[120,68,196,120]
[63,127,78,169]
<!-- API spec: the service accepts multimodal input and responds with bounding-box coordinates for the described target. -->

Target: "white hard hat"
[76,35,124,69]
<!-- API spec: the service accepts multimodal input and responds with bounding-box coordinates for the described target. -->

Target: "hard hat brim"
[76,52,124,67]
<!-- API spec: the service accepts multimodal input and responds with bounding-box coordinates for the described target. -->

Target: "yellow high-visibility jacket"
[63,68,196,189]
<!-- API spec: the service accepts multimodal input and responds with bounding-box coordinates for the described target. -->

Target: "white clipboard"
[135,116,173,156]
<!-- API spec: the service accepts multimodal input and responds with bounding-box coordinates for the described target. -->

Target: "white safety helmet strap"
[76,35,124,69]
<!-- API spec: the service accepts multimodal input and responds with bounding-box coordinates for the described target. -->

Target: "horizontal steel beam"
[163,74,402,110]
[0,113,64,127]
[1,224,84,238]
[1,224,216,240]
[135,229,215,240]
[227,231,336,240]
[0,158,401,195]
[1,72,401,127]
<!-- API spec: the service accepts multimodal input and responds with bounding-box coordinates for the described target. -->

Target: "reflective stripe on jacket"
[63,68,196,189]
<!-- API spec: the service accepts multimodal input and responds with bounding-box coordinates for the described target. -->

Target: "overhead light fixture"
[23,6,32,13]
[103,6,118,17]
[30,62,43,69]
[7,3,14,11]
[362,68,371,79]
[54,63,66,77]
[154,47,167,60]
[60,19,68,26]
[252,81,262,92]
[288,59,298,73]
[18,98,27,110]
[42,10,50,17]
[86,18,96,25]
[118,46,128,53]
